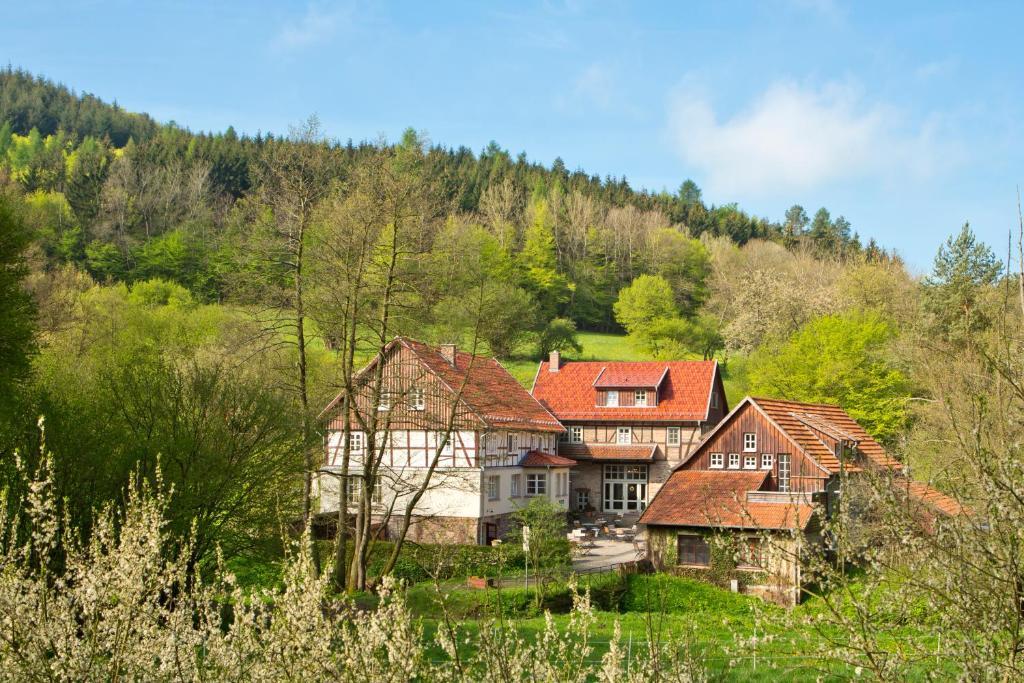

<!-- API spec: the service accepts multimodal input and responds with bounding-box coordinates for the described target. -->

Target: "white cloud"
[667,80,959,197]
[272,4,350,52]
[573,63,614,108]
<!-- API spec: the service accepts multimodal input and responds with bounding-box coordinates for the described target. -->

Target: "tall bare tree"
[241,116,335,572]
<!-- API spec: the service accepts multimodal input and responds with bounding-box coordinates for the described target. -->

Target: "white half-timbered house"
[319,337,568,545]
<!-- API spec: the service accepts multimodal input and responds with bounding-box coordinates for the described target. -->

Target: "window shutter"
[650,389,658,407]
[596,390,607,406]
[621,390,634,407]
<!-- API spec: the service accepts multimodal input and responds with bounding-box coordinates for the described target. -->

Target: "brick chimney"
[439,343,457,366]
[549,349,560,371]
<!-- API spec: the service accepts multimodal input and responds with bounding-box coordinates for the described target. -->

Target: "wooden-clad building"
[641,396,961,605]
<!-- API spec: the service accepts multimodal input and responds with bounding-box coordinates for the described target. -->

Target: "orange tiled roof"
[751,397,902,473]
[520,450,577,467]
[639,470,815,531]
[558,443,658,461]
[532,360,718,422]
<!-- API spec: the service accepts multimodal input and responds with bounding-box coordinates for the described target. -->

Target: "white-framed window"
[728,453,740,469]
[667,427,681,446]
[511,474,521,497]
[634,389,647,406]
[526,473,547,496]
[743,433,757,452]
[743,454,757,469]
[606,391,619,407]
[345,475,381,504]
[710,452,724,469]
[486,475,500,501]
[348,432,364,453]
[377,392,391,411]
[778,453,791,492]
[409,386,425,411]
[570,426,583,444]
[761,453,774,470]
[616,427,632,444]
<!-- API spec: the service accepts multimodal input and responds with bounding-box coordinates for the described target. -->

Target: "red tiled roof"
[558,443,658,461]
[639,470,815,531]
[322,338,564,433]
[401,339,564,432]
[593,365,669,388]
[520,450,577,467]
[750,397,902,473]
[532,360,718,422]
[901,480,966,516]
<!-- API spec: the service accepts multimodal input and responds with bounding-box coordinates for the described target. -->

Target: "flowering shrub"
[0,454,707,681]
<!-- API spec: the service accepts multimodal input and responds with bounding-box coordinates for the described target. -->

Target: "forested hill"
[1,67,891,330]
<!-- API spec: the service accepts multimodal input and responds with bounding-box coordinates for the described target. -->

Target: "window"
[634,389,647,406]
[409,386,425,411]
[737,537,764,570]
[677,535,710,567]
[436,432,453,455]
[778,453,791,492]
[486,476,499,501]
[711,391,719,409]
[348,432,364,453]
[616,427,632,444]
[761,453,774,470]
[507,433,514,452]
[602,464,647,512]
[526,473,547,496]
[606,390,620,407]
[377,392,391,411]
[710,453,724,469]
[743,433,757,452]
[728,453,740,469]
[744,454,757,469]
[510,474,521,497]
[569,426,583,444]
[345,476,381,504]
[575,489,590,511]
[667,427,681,446]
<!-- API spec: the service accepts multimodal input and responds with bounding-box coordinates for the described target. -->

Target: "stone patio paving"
[572,536,645,573]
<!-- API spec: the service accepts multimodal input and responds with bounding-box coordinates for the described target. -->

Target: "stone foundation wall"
[385,515,479,545]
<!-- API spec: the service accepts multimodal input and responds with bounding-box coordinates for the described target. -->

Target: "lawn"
[405,573,871,681]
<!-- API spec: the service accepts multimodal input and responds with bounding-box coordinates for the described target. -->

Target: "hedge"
[315,541,527,584]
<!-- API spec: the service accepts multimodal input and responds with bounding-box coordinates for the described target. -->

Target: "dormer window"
[606,391,619,407]
[634,389,647,406]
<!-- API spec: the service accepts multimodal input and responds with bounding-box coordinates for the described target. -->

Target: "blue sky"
[3,0,1023,270]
